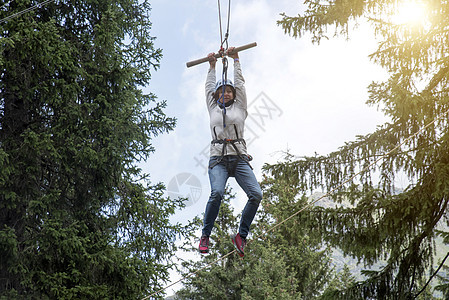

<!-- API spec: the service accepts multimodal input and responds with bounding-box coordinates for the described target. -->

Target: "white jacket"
[205,61,248,157]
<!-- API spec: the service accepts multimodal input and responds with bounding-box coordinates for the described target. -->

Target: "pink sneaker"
[199,236,209,254]
[231,233,246,257]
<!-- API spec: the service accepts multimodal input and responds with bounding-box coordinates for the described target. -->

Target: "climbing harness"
[209,138,253,170]
[218,57,229,128]
[210,120,253,170]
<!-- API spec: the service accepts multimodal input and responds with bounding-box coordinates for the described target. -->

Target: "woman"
[199,47,262,257]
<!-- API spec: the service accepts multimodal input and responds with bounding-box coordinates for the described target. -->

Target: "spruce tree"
[321,264,357,299]
[265,0,449,298]
[257,174,334,298]
[0,0,188,298]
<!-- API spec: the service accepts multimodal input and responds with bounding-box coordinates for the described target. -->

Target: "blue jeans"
[202,156,262,238]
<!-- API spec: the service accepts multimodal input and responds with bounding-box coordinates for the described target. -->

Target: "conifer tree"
[257,175,334,298]
[321,264,357,299]
[0,0,188,298]
[264,0,449,298]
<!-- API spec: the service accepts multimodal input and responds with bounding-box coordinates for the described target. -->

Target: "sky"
[141,0,390,295]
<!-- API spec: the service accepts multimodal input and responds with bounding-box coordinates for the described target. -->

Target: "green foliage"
[240,241,300,300]
[435,263,449,298]
[271,0,449,298]
[0,0,189,298]
[320,264,356,299]
[257,176,334,298]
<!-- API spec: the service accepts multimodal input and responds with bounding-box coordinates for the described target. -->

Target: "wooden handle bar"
[186,42,257,68]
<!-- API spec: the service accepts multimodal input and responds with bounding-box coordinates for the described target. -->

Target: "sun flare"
[390,0,428,26]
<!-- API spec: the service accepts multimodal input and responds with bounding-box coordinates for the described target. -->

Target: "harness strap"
[219,56,228,128]
[209,138,253,169]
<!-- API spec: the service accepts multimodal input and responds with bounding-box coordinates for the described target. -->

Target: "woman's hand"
[208,53,217,69]
[227,47,239,60]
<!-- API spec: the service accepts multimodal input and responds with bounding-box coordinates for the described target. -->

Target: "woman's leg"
[202,157,229,237]
[234,160,262,238]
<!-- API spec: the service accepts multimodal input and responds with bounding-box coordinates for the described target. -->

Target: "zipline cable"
[217,0,231,50]
[0,0,56,23]
[413,250,449,298]
[144,106,449,300]
[217,0,231,127]
[217,0,224,49]
[0,1,12,11]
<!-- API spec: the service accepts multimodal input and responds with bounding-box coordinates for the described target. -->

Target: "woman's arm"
[227,47,247,110]
[205,53,217,111]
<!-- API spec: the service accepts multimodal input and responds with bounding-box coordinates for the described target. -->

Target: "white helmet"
[214,79,235,92]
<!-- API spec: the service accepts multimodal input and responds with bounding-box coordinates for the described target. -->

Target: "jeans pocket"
[208,156,220,169]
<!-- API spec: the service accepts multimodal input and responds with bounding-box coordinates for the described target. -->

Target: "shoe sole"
[231,236,245,257]
[199,249,209,254]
